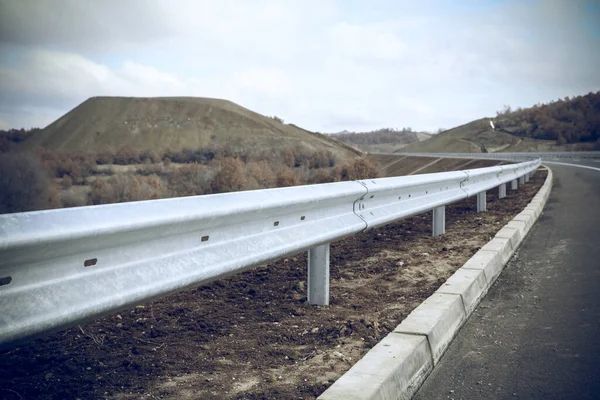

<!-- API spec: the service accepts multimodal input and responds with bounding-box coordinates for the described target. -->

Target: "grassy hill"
[400,118,556,153]
[402,91,600,154]
[494,91,600,146]
[24,96,361,160]
[329,128,432,153]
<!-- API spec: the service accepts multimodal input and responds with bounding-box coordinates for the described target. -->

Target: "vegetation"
[0,142,380,213]
[328,128,431,152]
[495,91,600,148]
[0,153,59,213]
[0,128,41,152]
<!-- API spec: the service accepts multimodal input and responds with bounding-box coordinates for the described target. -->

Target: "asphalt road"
[414,162,600,400]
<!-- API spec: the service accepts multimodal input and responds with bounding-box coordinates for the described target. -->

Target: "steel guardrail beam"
[0,159,540,348]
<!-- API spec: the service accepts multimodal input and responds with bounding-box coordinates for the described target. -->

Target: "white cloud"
[233,68,291,99]
[0,0,598,131]
[329,22,408,60]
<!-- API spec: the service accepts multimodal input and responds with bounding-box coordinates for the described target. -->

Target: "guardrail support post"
[432,206,445,237]
[499,183,506,199]
[477,191,486,212]
[519,175,525,185]
[511,179,518,190]
[308,243,330,306]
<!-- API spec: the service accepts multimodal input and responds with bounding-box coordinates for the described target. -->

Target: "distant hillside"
[24,97,361,160]
[328,128,432,153]
[494,91,600,147]
[403,91,600,153]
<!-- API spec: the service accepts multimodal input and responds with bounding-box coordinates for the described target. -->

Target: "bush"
[96,149,116,165]
[0,153,60,213]
[311,168,335,184]
[136,164,164,176]
[309,150,335,169]
[246,160,276,189]
[166,163,212,196]
[282,149,295,168]
[140,149,160,164]
[211,157,247,193]
[114,145,140,165]
[333,158,380,181]
[89,175,165,205]
[61,175,73,189]
[276,167,300,187]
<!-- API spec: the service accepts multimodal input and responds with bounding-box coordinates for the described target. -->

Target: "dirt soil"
[0,171,547,400]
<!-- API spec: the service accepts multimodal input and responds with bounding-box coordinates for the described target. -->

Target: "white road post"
[308,244,330,306]
[499,183,507,199]
[432,206,446,237]
[477,191,487,212]
[511,179,518,190]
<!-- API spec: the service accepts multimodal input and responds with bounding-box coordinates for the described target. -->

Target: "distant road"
[414,162,600,399]
[542,159,600,172]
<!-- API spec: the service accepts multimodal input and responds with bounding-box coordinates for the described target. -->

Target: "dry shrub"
[276,167,300,187]
[311,168,335,184]
[246,160,276,189]
[140,149,160,164]
[61,190,88,208]
[0,153,60,214]
[96,149,116,165]
[136,164,164,176]
[292,146,312,167]
[89,175,165,205]
[211,157,247,193]
[309,150,335,169]
[61,176,73,189]
[333,158,380,181]
[282,149,295,168]
[167,163,212,196]
[37,149,96,181]
[114,145,140,165]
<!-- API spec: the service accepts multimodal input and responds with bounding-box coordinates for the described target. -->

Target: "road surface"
[414,161,600,400]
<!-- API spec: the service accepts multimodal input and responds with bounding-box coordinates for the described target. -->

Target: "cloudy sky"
[0,0,599,132]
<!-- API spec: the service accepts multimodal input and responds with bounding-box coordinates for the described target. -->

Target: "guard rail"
[0,158,540,348]
[386,151,600,161]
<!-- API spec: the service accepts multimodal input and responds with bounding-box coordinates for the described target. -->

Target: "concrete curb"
[318,168,553,400]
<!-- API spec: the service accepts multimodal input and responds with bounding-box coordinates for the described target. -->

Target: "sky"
[0,0,599,133]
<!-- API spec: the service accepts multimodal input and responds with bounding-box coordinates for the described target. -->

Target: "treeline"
[0,128,41,152]
[496,91,600,147]
[329,127,422,146]
[0,144,380,214]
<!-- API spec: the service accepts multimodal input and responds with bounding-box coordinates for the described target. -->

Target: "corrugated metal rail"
[0,158,540,348]
[387,151,600,161]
